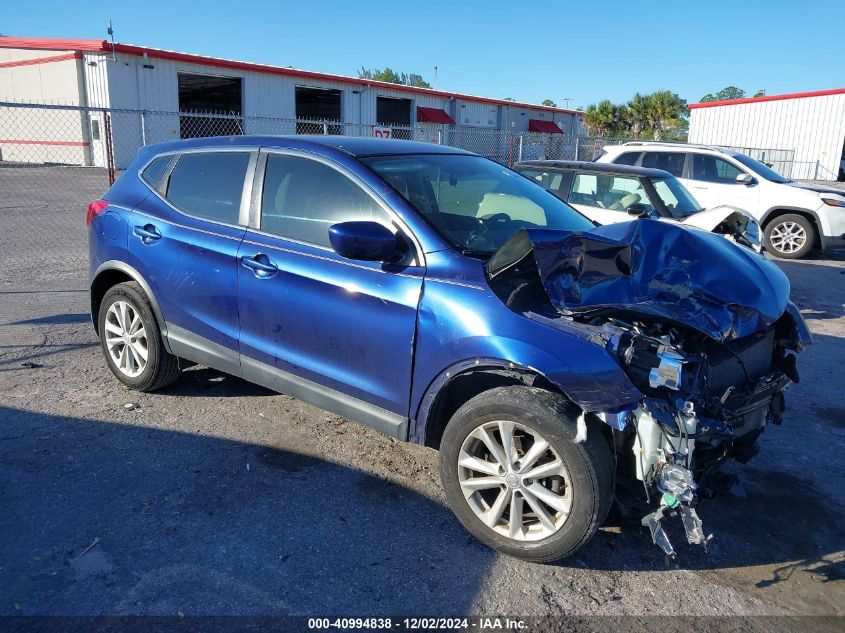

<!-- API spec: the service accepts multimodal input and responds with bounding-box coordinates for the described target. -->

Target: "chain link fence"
[1,101,800,216]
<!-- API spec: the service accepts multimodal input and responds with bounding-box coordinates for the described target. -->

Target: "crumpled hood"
[487,219,791,341]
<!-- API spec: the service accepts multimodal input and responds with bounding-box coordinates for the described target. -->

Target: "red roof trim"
[0,37,108,52]
[0,36,584,116]
[528,119,563,134]
[689,87,845,109]
[0,52,81,69]
[416,106,456,125]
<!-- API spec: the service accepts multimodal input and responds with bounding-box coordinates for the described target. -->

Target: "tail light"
[86,199,109,226]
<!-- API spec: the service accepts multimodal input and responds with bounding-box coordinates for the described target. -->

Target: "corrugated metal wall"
[689,94,845,180]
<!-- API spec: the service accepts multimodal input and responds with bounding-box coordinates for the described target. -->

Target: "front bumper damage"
[487,220,812,559]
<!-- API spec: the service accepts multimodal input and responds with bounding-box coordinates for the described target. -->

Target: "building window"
[177,73,243,139]
[295,87,342,134]
[377,97,412,139]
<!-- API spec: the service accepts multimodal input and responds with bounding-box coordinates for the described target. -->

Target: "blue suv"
[88,136,810,562]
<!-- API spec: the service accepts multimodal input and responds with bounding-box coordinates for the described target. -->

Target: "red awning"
[417,106,456,125]
[528,119,563,134]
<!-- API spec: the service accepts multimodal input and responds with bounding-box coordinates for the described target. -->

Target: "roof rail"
[621,140,731,154]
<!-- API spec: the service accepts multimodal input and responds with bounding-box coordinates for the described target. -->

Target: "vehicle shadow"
[5,313,92,326]
[158,366,275,398]
[0,405,494,616]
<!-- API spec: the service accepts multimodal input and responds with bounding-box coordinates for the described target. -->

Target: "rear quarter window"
[141,155,174,194]
[165,152,251,224]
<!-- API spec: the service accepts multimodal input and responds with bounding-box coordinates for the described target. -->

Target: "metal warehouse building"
[0,37,582,169]
[689,88,845,181]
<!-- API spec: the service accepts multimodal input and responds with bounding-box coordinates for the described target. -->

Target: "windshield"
[650,178,703,218]
[362,154,594,255]
[732,153,791,183]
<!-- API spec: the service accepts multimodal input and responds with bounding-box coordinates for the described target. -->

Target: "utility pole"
[433,66,439,90]
[562,97,573,109]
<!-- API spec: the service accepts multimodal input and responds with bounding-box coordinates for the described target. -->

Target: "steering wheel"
[466,213,511,250]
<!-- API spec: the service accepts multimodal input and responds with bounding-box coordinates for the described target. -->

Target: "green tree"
[700,86,745,102]
[357,67,432,88]
[583,99,617,136]
[646,91,685,140]
[541,99,557,107]
[625,93,649,138]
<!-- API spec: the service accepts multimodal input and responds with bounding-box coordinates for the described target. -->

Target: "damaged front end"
[680,206,763,253]
[487,219,811,559]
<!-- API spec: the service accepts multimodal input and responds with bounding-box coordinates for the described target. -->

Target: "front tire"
[764,214,815,259]
[439,386,614,562]
[98,282,181,391]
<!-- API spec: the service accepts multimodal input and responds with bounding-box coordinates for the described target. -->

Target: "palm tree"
[583,100,617,136]
[626,93,649,139]
[646,91,684,141]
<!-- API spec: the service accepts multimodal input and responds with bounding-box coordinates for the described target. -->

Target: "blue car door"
[129,149,256,374]
[236,150,424,437]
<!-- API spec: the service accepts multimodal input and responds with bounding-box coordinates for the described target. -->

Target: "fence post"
[575,136,580,161]
[323,122,328,135]
[518,135,523,163]
[104,111,116,185]
[140,110,147,146]
[437,129,442,145]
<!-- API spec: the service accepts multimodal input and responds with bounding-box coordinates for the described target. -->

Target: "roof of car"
[139,135,473,160]
[602,142,743,157]
[514,160,673,179]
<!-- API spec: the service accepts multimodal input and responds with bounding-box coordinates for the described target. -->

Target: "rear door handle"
[133,224,161,244]
[241,253,278,278]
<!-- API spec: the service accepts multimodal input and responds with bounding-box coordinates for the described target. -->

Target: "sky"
[3,0,843,108]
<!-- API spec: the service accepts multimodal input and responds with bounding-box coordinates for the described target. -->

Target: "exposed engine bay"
[486,219,812,559]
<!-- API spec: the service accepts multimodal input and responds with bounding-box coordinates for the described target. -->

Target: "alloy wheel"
[769,221,807,254]
[104,300,148,378]
[458,421,573,541]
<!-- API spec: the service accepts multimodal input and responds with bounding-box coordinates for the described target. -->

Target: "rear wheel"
[439,386,614,562]
[98,282,181,391]
[764,213,815,259]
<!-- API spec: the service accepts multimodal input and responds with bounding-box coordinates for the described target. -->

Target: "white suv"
[597,142,845,258]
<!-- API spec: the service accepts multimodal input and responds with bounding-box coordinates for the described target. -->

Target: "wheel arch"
[413,358,578,449]
[90,261,170,351]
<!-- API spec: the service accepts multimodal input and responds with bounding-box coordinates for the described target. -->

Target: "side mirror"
[626,203,650,217]
[736,173,756,185]
[328,221,398,262]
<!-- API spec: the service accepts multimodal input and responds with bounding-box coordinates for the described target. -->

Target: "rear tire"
[97,282,181,391]
[439,386,614,562]
[764,213,815,259]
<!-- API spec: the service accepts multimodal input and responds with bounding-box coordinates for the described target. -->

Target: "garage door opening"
[295,87,342,134]
[178,73,243,139]
[377,97,412,139]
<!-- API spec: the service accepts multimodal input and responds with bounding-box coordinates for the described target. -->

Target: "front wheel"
[764,214,815,259]
[439,386,614,562]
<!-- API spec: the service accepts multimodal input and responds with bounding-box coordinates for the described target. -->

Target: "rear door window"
[260,154,392,247]
[613,152,642,166]
[691,155,745,184]
[641,152,687,177]
[569,173,653,213]
[165,152,251,224]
